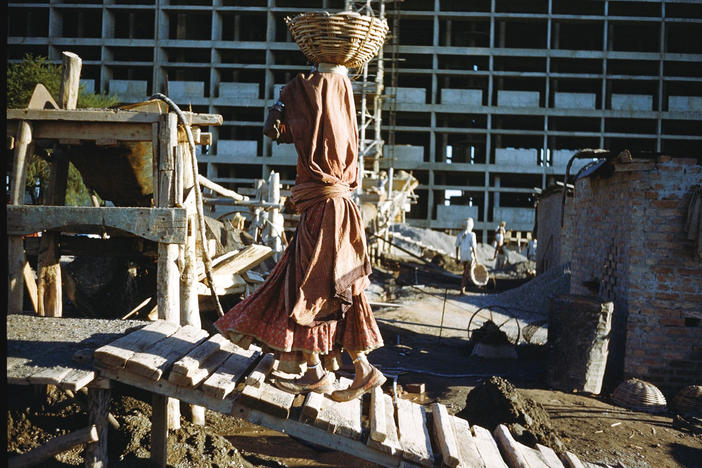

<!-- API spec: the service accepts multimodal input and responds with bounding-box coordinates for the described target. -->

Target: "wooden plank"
[368,393,403,456]
[431,403,461,467]
[451,416,486,468]
[313,377,363,440]
[472,425,509,468]
[93,321,179,369]
[536,444,566,468]
[234,403,402,468]
[124,325,209,381]
[560,452,587,468]
[201,345,262,400]
[494,424,550,468]
[27,366,72,386]
[7,108,223,126]
[169,333,234,387]
[57,368,96,393]
[300,391,324,424]
[244,353,275,388]
[369,385,387,442]
[7,425,99,468]
[96,363,235,415]
[197,244,273,281]
[7,206,187,244]
[395,397,434,467]
[239,354,295,418]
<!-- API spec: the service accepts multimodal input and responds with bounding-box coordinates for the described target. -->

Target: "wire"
[149,93,224,317]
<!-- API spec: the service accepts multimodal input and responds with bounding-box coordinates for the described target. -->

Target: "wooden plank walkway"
[88,320,592,468]
[7,316,595,468]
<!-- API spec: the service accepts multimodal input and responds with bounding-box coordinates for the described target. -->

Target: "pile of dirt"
[471,320,513,346]
[457,376,566,453]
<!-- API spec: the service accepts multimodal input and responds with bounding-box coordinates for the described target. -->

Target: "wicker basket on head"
[470,262,490,287]
[672,385,702,416]
[611,378,668,414]
[285,11,389,69]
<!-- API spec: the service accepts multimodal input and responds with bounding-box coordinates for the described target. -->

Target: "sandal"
[330,367,387,402]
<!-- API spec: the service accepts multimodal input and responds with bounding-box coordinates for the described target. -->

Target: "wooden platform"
[85,319,591,468]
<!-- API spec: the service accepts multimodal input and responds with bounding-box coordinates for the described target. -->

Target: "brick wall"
[566,156,702,396]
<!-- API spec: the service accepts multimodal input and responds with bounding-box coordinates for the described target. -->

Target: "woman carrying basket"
[215,13,389,402]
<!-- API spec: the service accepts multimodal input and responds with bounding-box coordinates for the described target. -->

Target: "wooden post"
[8,120,33,314]
[36,51,81,318]
[179,141,206,426]
[156,113,182,431]
[267,171,282,260]
[84,387,110,468]
[151,393,168,468]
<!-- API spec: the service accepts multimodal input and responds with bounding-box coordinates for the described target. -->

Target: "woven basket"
[285,11,389,68]
[672,385,702,416]
[611,378,668,414]
[470,262,490,287]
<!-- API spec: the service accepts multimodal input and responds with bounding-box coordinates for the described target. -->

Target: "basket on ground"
[672,385,702,416]
[285,11,389,68]
[470,262,490,287]
[611,378,668,414]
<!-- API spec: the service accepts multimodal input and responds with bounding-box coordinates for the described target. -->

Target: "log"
[493,424,549,468]
[560,451,587,468]
[7,425,98,468]
[151,393,168,468]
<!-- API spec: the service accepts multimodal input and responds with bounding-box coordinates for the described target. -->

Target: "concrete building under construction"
[7,0,702,240]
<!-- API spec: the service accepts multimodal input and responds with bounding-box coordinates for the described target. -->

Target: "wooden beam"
[472,425,509,468]
[22,261,39,314]
[7,206,187,244]
[33,121,153,141]
[369,385,387,443]
[151,393,168,468]
[7,108,223,126]
[368,393,402,456]
[93,321,180,369]
[451,416,486,468]
[7,425,99,468]
[169,334,235,387]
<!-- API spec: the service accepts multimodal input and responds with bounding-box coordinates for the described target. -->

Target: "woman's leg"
[296,351,325,384]
[346,350,374,389]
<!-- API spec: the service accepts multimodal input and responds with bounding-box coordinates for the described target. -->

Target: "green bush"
[8,54,120,206]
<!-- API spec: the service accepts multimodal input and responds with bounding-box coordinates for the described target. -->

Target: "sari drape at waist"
[290,181,353,213]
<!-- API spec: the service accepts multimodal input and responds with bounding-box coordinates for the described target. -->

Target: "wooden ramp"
[88,320,591,468]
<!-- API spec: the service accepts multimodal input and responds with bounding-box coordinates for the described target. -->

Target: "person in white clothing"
[455,217,478,295]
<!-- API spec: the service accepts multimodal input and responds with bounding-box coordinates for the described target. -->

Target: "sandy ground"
[6,259,701,467]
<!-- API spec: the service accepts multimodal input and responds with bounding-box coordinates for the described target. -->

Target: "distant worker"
[492,221,506,258]
[455,217,478,295]
[526,238,537,261]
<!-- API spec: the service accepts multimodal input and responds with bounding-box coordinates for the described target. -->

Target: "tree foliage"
[8,54,120,206]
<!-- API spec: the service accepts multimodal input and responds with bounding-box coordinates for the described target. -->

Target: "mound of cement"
[457,376,565,452]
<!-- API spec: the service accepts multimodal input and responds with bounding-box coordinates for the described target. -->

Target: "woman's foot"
[275,371,335,395]
[330,366,387,402]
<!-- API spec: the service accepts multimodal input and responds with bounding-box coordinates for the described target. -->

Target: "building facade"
[8,0,702,240]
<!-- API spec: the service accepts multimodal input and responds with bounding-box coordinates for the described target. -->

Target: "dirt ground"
[6,259,702,467]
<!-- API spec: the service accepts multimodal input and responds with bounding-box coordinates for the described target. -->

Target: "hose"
[149,94,225,317]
